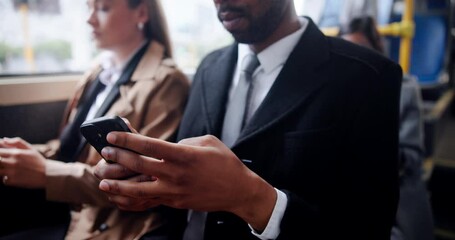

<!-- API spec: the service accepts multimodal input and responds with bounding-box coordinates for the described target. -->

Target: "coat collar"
[107,41,166,117]
[78,40,166,88]
[200,18,331,146]
[67,41,166,123]
[130,40,166,82]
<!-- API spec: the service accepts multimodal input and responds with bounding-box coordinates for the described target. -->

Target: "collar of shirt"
[236,17,309,82]
[98,40,148,87]
[84,40,147,121]
[231,17,309,124]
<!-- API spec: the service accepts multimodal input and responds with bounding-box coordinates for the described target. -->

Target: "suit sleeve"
[398,75,425,179]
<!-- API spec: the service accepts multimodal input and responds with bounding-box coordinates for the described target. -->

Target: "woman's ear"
[136,2,149,25]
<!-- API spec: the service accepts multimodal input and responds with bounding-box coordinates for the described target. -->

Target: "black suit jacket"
[175,19,402,240]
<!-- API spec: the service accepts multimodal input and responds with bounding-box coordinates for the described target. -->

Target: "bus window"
[0,0,93,75]
[0,0,311,77]
[0,0,235,76]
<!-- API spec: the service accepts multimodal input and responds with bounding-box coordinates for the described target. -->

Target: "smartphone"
[80,115,131,163]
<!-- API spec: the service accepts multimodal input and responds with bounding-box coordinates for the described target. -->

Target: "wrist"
[232,172,277,231]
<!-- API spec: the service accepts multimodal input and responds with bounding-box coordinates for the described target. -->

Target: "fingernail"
[99,180,110,191]
[107,132,117,143]
[101,147,113,159]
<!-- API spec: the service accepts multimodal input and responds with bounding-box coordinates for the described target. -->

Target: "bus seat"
[410,16,447,85]
[387,14,451,160]
[426,0,448,10]
[388,14,449,100]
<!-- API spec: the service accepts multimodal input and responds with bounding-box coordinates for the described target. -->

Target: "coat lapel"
[94,42,151,118]
[236,19,331,146]
[102,41,165,118]
[201,45,238,135]
[75,41,164,158]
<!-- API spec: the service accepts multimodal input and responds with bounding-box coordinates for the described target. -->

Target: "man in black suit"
[94,0,402,239]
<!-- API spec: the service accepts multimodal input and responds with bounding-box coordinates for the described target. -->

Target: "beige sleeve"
[44,65,189,207]
[34,139,61,159]
[45,159,112,207]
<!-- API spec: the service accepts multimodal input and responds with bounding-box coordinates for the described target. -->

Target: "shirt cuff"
[249,188,288,240]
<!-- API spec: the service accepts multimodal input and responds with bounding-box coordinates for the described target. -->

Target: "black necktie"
[58,77,105,162]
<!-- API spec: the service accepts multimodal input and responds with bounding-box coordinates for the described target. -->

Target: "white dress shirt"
[226,18,308,239]
[84,41,147,121]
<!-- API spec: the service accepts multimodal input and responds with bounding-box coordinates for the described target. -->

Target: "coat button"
[99,223,109,232]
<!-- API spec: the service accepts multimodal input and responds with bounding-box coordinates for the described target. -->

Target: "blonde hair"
[128,0,173,58]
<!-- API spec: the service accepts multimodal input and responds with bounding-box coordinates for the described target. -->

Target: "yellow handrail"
[20,3,35,73]
[321,0,415,74]
[398,0,415,74]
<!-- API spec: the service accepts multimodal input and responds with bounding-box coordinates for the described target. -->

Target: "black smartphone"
[80,115,131,163]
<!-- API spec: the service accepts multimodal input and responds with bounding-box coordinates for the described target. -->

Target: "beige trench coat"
[36,41,190,240]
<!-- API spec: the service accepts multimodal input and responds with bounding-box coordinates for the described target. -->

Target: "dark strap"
[95,42,149,119]
[71,42,150,161]
[58,77,105,162]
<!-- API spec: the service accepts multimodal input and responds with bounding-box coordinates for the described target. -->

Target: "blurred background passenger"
[338,15,435,240]
[0,0,189,239]
[300,0,377,28]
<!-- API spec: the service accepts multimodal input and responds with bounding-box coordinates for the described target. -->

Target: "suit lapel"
[236,19,331,146]
[201,45,238,135]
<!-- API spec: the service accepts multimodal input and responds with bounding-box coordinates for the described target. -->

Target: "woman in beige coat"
[0,0,189,239]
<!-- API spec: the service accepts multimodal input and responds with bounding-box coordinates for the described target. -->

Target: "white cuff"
[249,188,288,240]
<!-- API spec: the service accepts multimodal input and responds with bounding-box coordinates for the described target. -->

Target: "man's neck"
[249,11,301,53]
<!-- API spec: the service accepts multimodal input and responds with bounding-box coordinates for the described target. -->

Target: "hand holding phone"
[80,116,131,163]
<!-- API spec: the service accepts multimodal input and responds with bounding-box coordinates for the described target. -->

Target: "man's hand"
[94,133,277,231]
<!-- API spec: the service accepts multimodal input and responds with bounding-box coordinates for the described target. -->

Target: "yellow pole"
[399,0,415,74]
[19,3,35,72]
[320,1,415,74]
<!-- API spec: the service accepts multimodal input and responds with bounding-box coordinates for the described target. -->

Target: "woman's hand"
[0,137,47,189]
